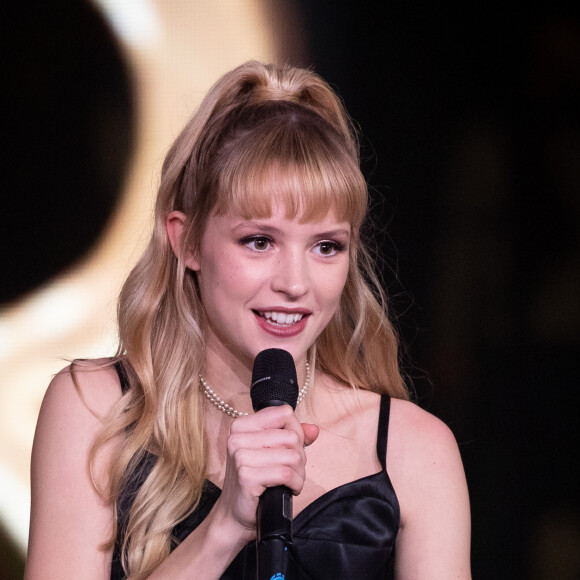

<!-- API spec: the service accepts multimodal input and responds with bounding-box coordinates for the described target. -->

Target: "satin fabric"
[215,469,399,579]
[111,362,399,579]
[112,461,398,580]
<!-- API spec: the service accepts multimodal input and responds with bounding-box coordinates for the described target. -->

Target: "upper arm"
[388,400,471,580]
[25,363,123,580]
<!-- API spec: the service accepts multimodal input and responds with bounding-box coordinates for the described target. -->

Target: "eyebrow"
[312,228,351,238]
[233,221,351,238]
[232,222,281,235]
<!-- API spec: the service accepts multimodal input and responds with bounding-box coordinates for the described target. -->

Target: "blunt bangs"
[211,105,368,229]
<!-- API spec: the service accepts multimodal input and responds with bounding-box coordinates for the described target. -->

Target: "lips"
[260,311,304,325]
[253,309,310,336]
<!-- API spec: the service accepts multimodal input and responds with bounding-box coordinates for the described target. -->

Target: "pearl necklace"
[200,361,311,418]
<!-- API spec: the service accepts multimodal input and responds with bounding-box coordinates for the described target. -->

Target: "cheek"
[318,263,349,306]
[199,255,265,302]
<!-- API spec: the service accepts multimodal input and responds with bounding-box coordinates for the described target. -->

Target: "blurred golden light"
[0,0,279,555]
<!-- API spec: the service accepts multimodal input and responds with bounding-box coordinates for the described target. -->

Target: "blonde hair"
[93,61,409,578]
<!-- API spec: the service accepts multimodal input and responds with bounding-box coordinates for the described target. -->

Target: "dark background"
[296,3,580,578]
[4,2,579,578]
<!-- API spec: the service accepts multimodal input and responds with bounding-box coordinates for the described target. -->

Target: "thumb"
[302,423,320,447]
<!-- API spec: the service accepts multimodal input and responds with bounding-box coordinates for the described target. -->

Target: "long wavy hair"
[90,61,409,578]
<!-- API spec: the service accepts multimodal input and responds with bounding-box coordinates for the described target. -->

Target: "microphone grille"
[251,348,298,411]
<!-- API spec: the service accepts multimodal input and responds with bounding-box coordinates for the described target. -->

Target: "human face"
[190,205,351,372]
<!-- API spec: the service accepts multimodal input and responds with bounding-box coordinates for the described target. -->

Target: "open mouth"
[255,311,305,326]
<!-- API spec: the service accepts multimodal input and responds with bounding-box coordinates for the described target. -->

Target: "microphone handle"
[256,484,293,580]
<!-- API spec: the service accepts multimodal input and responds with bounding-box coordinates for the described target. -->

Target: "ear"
[166,211,200,271]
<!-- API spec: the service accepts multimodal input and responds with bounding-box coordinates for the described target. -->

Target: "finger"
[233,447,304,475]
[231,405,297,433]
[237,464,306,496]
[302,423,319,447]
[227,428,301,454]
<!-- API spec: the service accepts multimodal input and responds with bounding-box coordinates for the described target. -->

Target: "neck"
[202,345,311,416]
[202,347,254,414]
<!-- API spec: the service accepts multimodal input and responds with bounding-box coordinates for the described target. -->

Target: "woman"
[25,61,471,579]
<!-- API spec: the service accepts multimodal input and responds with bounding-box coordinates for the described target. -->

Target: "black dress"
[111,363,399,579]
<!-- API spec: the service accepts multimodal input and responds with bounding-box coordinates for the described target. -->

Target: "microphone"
[250,348,299,580]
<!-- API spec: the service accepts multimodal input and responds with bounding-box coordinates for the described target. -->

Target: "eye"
[313,240,344,257]
[240,235,272,252]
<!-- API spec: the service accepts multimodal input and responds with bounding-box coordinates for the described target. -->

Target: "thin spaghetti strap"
[376,395,391,471]
[114,360,130,395]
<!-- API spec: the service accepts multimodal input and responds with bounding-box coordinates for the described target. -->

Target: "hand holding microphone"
[216,349,318,578]
[250,348,301,580]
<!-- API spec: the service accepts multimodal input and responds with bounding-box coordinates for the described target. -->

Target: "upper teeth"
[262,311,303,324]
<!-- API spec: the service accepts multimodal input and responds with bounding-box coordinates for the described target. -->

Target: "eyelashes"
[239,235,272,251]
[314,240,345,256]
[238,235,346,256]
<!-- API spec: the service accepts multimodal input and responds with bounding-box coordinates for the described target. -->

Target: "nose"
[270,249,309,299]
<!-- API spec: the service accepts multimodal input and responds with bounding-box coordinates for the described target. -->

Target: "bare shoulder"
[389,398,461,458]
[26,359,124,579]
[387,399,472,578]
[44,358,123,416]
[387,398,466,495]
[34,358,125,462]
[31,358,125,487]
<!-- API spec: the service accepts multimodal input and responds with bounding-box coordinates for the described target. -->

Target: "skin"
[177,205,352,403]
[25,204,471,579]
